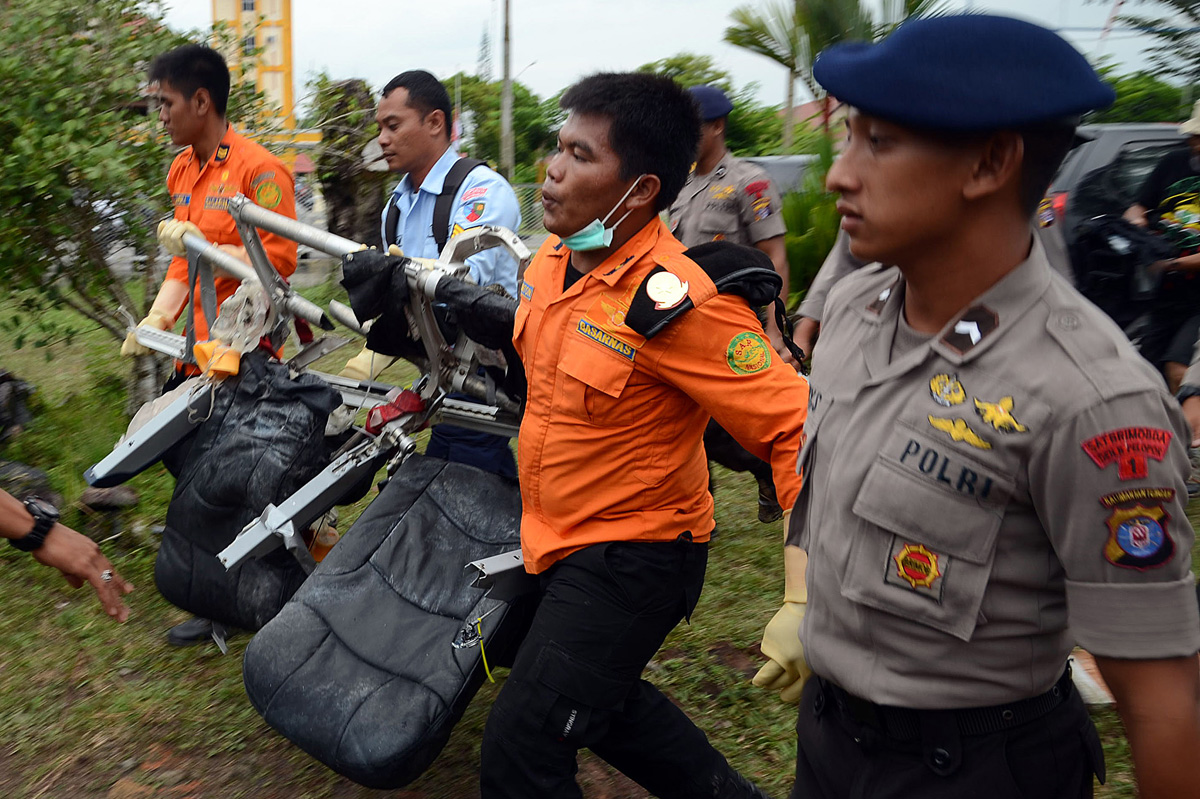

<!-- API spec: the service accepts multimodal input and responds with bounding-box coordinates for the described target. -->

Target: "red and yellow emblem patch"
[894,543,941,589]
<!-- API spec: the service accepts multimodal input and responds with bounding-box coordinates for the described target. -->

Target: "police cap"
[689,85,734,121]
[812,14,1115,131]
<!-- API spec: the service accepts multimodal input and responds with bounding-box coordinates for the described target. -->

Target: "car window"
[1047,142,1088,193]
[1109,140,1188,198]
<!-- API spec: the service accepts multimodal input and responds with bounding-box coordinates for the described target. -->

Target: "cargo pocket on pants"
[534,640,631,744]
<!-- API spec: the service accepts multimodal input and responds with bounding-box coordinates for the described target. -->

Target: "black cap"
[688,85,734,121]
[813,14,1115,131]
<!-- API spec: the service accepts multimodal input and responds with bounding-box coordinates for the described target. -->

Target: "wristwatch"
[10,496,59,552]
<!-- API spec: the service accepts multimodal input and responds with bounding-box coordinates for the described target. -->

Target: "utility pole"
[500,0,514,180]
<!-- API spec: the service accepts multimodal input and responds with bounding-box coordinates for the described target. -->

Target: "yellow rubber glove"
[157,219,203,257]
[753,511,811,703]
[120,308,174,357]
[339,346,396,381]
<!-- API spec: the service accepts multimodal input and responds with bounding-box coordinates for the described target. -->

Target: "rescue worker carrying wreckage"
[119,43,325,650]
[318,71,809,797]
[456,72,808,799]
[338,70,522,479]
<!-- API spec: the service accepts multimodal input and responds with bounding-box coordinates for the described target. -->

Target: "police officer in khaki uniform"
[752,14,1200,799]
[670,85,795,365]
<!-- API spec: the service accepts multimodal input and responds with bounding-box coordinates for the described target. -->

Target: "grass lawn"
[0,279,1195,798]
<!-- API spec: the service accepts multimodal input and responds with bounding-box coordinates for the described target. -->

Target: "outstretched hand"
[33,525,134,622]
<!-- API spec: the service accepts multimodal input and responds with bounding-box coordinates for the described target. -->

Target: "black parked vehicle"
[1040,124,1187,340]
[1045,123,1186,250]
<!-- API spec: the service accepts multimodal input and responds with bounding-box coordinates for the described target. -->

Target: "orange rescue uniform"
[513,218,808,573]
[165,125,297,343]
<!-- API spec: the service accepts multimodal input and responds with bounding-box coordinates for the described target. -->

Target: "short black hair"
[381,70,452,141]
[148,44,230,117]
[561,73,700,212]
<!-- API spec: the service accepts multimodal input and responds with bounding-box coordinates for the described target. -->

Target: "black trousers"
[480,538,740,799]
[789,674,1105,799]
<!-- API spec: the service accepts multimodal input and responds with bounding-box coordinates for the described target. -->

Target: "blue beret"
[688,85,734,121]
[813,14,1115,131]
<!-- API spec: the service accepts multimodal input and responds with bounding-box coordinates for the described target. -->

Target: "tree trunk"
[125,353,169,416]
[783,70,796,152]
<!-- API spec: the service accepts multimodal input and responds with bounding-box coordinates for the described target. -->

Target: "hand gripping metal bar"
[178,230,333,331]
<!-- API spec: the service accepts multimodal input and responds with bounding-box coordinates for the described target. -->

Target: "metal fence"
[512,184,546,239]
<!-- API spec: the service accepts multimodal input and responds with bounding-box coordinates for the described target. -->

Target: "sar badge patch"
[929,374,965,407]
[727,332,771,375]
[1103,497,1174,570]
[254,178,283,210]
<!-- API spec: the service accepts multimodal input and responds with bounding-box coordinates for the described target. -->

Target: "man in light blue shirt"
[380,137,521,296]
[340,70,521,478]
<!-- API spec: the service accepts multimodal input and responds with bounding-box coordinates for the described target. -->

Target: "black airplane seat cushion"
[155,352,341,631]
[242,455,531,789]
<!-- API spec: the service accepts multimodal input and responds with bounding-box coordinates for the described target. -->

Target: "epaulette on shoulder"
[625,241,781,340]
[1043,289,1159,403]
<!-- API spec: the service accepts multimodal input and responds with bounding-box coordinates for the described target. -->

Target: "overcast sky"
[161,0,1160,112]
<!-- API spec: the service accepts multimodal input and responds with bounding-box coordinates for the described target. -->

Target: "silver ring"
[100,569,113,583]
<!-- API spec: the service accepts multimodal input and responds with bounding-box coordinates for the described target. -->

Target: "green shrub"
[781,136,839,310]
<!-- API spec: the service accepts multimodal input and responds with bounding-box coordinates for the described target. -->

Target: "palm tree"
[724,1,807,151]
[725,0,938,148]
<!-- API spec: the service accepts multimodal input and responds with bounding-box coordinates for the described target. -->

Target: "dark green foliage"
[1091,66,1194,123]
[781,136,839,308]
[637,53,784,156]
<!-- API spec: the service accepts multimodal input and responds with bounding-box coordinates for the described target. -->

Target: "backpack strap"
[383,193,400,248]
[626,242,806,363]
[433,157,486,253]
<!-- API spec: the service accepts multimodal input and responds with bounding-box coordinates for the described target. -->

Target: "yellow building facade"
[212,0,295,128]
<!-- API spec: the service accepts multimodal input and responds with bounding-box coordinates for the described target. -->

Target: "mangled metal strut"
[88,194,527,490]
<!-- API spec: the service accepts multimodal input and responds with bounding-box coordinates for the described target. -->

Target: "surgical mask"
[560,176,645,251]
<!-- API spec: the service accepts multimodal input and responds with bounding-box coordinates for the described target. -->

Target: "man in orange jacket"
[122,44,297,369]
[478,72,808,799]
[122,44,297,647]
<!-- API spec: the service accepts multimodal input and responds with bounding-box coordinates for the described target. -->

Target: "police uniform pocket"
[841,424,1014,641]
[556,333,635,424]
[699,206,740,241]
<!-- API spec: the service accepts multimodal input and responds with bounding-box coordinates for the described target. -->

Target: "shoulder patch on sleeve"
[727,331,772,375]
[250,171,276,188]
[1102,493,1175,570]
[461,186,488,203]
[625,265,695,339]
[1082,427,1173,480]
[745,180,769,198]
[253,179,283,209]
